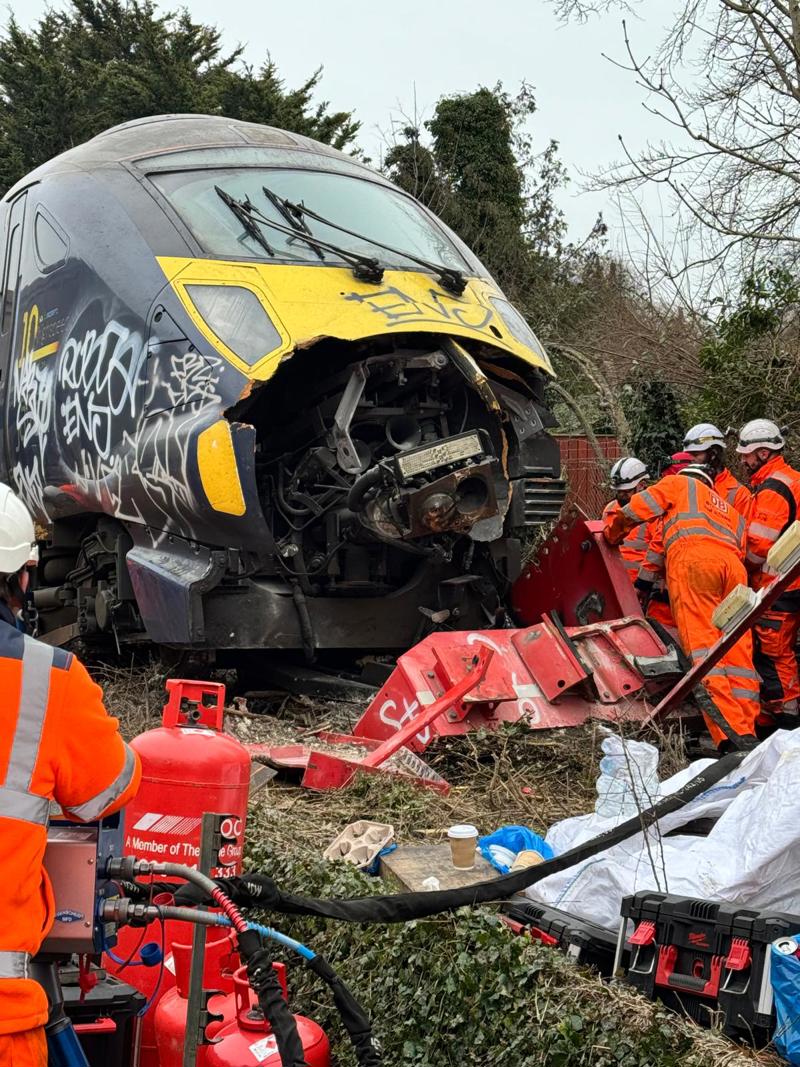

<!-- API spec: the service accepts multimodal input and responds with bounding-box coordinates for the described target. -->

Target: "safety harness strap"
[757,477,797,536]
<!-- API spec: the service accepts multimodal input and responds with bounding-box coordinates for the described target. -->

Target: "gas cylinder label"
[125,810,244,873]
[220,816,243,840]
[249,1036,279,1062]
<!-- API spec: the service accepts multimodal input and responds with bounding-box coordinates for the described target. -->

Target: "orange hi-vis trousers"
[752,593,800,712]
[0,1028,46,1066]
[666,542,759,746]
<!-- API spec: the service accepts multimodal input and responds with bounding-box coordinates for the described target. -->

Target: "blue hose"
[105,948,143,967]
[211,914,316,960]
[47,1024,91,1067]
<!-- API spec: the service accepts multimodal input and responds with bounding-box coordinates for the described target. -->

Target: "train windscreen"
[151,168,473,272]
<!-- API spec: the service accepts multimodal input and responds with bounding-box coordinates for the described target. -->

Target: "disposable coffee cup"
[447,824,478,869]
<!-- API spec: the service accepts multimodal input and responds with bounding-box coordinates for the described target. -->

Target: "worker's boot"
[756,702,782,740]
[716,734,760,755]
[776,699,800,730]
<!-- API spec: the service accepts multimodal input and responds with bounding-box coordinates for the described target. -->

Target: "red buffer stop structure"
[352,517,684,754]
[252,517,687,791]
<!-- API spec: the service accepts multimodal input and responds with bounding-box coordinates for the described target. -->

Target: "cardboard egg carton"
[324,820,395,869]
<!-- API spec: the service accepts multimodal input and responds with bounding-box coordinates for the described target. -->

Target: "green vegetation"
[0,0,357,193]
[244,796,770,1067]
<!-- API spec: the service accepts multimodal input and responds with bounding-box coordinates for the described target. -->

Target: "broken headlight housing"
[185,283,282,366]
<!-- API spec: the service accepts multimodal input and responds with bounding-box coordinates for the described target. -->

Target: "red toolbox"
[503,899,623,976]
[618,891,800,1042]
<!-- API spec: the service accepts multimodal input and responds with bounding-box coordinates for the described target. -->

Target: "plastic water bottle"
[594,734,660,818]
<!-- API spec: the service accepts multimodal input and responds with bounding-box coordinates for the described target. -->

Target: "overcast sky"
[16,0,675,241]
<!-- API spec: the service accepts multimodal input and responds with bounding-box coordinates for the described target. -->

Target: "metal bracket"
[182,812,228,1067]
[633,649,682,678]
[198,989,226,1046]
[330,363,368,474]
[491,381,544,441]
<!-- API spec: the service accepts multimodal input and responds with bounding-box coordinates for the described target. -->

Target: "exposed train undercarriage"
[33,339,565,657]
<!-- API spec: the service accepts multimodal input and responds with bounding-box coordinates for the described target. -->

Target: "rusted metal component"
[407,462,498,536]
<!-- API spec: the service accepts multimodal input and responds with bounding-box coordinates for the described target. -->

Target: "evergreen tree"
[0,0,358,193]
[622,371,685,475]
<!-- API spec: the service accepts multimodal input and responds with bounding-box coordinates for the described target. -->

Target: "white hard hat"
[683,422,726,452]
[736,419,785,454]
[678,464,714,488]
[609,456,649,491]
[0,483,38,575]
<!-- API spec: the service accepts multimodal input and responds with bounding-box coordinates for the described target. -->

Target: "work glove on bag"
[172,873,272,908]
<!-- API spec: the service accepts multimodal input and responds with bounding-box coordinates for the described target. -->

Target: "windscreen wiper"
[214,186,383,285]
[216,187,274,256]
[262,184,468,296]
[262,185,325,262]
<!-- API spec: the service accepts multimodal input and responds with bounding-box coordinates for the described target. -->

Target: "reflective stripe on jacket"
[604,474,745,559]
[715,468,752,517]
[0,622,141,1034]
[602,500,651,582]
[637,516,665,586]
[745,454,800,591]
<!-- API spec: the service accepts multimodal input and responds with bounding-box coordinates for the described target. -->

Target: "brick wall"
[556,435,622,519]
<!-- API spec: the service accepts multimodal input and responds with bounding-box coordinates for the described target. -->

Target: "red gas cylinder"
[124,678,250,874]
[105,679,251,1067]
[155,929,240,1067]
[206,966,331,1067]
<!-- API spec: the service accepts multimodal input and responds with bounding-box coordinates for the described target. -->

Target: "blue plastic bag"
[364,843,397,876]
[771,939,800,1063]
[477,825,555,874]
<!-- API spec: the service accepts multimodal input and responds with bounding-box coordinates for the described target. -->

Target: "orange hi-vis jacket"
[0,622,141,1034]
[715,468,752,517]
[605,474,756,745]
[745,454,800,591]
[605,474,746,560]
[601,501,651,583]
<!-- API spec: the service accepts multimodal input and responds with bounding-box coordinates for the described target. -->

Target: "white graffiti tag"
[59,321,146,458]
[378,694,431,746]
[165,351,220,408]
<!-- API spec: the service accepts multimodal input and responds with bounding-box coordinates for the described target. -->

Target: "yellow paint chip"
[197,421,246,516]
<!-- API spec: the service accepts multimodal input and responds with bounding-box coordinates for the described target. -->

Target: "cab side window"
[1,194,26,336]
[33,208,68,273]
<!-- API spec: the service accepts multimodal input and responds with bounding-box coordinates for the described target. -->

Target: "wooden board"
[380,842,498,892]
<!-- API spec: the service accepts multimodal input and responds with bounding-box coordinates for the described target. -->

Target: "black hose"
[244,940,309,1067]
[218,751,746,923]
[306,955,382,1065]
[347,465,383,513]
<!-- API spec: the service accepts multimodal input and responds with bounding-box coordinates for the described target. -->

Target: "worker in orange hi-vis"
[635,452,695,639]
[604,464,759,751]
[737,419,800,729]
[602,457,652,585]
[683,422,752,516]
[0,483,141,1066]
